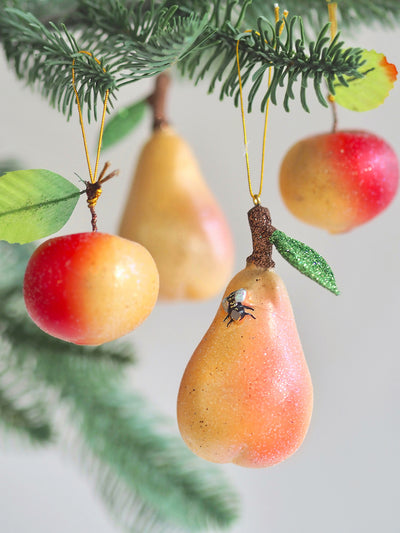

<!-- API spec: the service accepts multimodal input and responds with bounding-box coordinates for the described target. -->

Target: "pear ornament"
[177,205,313,468]
[119,74,234,300]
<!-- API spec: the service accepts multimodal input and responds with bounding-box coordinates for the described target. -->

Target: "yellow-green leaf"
[0,169,80,244]
[333,49,397,111]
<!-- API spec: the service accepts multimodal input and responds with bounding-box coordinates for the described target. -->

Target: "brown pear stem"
[147,71,171,130]
[246,205,276,269]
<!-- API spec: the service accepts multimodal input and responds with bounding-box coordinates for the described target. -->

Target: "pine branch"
[0,8,119,121]
[246,0,400,32]
[2,0,79,21]
[0,371,53,444]
[0,255,54,446]
[77,0,368,111]
[0,247,29,288]
[0,1,369,117]
[1,304,135,366]
[60,366,239,532]
[105,13,211,84]
[77,0,185,40]
[180,14,365,112]
[4,0,400,31]
[0,5,209,119]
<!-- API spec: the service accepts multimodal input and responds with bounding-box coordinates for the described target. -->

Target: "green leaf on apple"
[102,99,148,150]
[333,49,397,112]
[270,230,340,295]
[0,169,81,244]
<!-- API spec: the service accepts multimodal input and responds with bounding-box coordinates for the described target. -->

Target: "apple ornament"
[279,130,399,233]
[21,53,160,345]
[23,232,159,346]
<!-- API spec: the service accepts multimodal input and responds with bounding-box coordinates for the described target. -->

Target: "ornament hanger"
[72,51,118,231]
[72,51,109,185]
[326,1,338,41]
[235,4,288,206]
[326,2,339,130]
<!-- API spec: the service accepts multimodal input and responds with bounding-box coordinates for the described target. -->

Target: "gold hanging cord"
[326,2,338,130]
[236,4,287,206]
[71,51,110,185]
[326,1,338,41]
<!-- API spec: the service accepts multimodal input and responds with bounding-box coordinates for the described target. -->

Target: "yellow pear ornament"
[177,206,313,468]
[119,75,234,300]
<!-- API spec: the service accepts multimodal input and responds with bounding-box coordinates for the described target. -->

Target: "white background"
[0,20,399,533]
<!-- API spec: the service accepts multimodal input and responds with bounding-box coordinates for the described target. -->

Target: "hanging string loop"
[235,5,287,206]
[326,1,338,41]
[72,51,119,232]
[71,51,110,186]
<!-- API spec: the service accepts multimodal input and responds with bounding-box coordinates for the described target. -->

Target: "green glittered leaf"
[102,99,147,150]
[270,230,340,295]
[333,49,397,111]
[0,170,80,244]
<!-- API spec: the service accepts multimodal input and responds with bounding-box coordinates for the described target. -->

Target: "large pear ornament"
[177,206,313,468]
[119,124,234,300]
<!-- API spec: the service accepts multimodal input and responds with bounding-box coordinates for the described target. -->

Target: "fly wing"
[234,288,246,303]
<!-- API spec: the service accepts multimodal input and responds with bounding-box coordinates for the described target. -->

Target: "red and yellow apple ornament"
[279,129,399,233]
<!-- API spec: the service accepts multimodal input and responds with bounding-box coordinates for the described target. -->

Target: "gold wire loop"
[236,5,287,206]
[71,51,110,187]
[87,185,103,208]
[253,194,261,206]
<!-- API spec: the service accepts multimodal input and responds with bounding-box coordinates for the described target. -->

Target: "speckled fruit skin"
[177,263,313,468]
[23,232,159,345]
[279,130,399,233]
[119,125,234,300]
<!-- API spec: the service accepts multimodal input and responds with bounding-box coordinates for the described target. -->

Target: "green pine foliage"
[0,0,385,119]
[180,18,365,112]
[0,241,239,532]
[246,0,400,31]
[0,382,53,444]
[4,0,400,30]
[0,243,53,444]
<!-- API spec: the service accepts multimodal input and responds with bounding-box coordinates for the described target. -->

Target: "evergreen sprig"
[4,0,400,31]
[55,363,239,532]
[181,15,365,112]
[246,0,400,32]
[78,0,190,41]
[0,1,369,118]
[0,241,239,532]
[107,13,211,84]
[0,8,118,120]
[0,375,53,444]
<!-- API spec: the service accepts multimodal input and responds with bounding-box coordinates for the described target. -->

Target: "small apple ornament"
[23,231,159,345]
[279,130,399,233]
[19,165,159,346]
[0,57,161,346]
